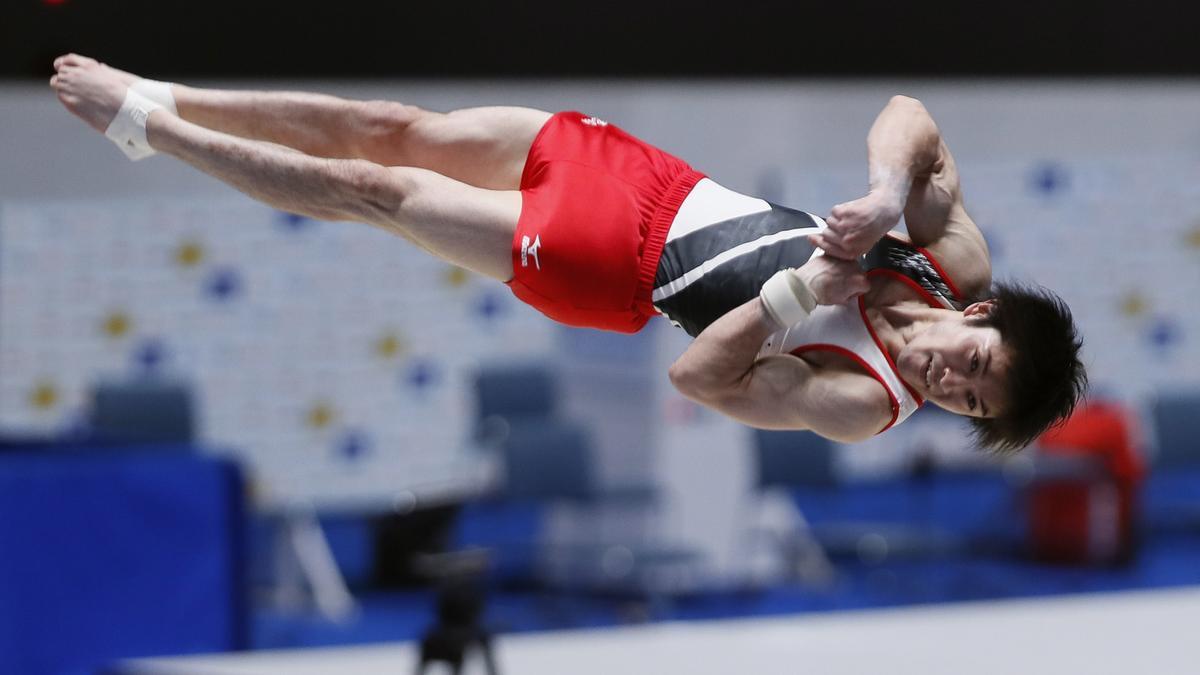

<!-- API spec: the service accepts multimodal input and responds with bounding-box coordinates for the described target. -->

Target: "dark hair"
[965,281,1088,453]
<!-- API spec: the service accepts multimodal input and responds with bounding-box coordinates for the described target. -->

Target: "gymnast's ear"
[962,299,997,319]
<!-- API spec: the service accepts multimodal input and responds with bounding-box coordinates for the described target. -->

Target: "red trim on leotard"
[790,343,900,435]
[882,233,965,301]
[867,269,945,310]
[912,243,963,301]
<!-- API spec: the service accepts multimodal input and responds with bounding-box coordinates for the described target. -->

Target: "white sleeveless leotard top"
[654,179,965,434]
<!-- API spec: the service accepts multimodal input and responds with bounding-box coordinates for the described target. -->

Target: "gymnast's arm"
[870,96,992,293]
[818,95,991,294]
[144,110,405,229]
[668,298,893,443]
[894,107,992,295]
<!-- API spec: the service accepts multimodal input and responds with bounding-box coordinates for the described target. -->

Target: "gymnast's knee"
[348,100,436,158]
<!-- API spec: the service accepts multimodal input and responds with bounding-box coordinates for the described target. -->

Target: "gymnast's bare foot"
[53,53,141,88]
[50,54,131,134]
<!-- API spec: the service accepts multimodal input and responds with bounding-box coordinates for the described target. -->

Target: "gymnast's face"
[896,302,1013,419]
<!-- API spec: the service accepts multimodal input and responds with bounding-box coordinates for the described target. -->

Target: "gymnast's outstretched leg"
[51,54,550,191]
[51,55,520,282]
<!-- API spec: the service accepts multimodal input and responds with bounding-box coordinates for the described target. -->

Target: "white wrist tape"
[130,79,178,115]
[104,89,163,161]
[760,269,817,328]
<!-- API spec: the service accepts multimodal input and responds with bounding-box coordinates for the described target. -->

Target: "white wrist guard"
[130,78,178,115]
[104,89,163,161]
[760,269,817,328]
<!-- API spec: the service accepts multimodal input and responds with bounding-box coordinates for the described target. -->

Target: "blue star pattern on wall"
[205,267,243,302]
[404,358,440,392]
[474,291,506,322]
[134,338,167,373]
[1148,317,1182,353]
[337,431,371,461]
[1030,162,1070,197]
[0,196,559,508]
[277,211,316,232]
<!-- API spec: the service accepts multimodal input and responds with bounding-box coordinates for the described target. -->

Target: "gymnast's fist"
[795,255,871,306]
[809,189,903,261]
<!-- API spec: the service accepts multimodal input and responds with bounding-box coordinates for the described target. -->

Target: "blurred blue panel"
[450,500,542,585]
[0,449,246,674]
[321,516,375,589]
[754,429,838,489]
[1152,390,1200,468]
[89,381,194,445]
[501,421,594,502]
[790,472,1017,541]
[474,364,557,424]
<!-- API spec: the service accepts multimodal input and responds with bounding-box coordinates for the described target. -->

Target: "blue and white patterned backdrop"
[0,197,555,507]
[2,155,1199,506]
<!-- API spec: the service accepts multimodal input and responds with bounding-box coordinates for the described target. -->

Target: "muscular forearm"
[669,298,778,399]
[146,110,384,224]
[670,255,868,399]
[668,260,882,436]
[866,95,942,199]
[813,97,951,260]
[670,298,889,438]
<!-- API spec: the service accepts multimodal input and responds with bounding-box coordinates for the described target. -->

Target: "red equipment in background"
[1028,399,1146,564]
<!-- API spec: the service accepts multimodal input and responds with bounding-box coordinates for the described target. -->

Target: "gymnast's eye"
[968,393,977,412]
[970,352,979,373]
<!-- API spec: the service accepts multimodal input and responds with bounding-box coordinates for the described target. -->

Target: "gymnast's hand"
[809,189,903,260]
[795,255,871,306]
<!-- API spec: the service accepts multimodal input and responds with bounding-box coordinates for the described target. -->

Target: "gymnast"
[50,53,1085,450]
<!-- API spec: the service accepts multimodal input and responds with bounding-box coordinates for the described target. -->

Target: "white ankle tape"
[760,269,817,328]
[104,89,163,161]
[130,79,178,115]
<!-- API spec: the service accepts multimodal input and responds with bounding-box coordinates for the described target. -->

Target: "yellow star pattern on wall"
[1118,291,1148,318]
[101,311,132,339]
[174,240,205,268]
[1185,222,1200,250]
[305,402,336,430]
[28,381,59,410]
[443,266,470,288]
[374,331,407,360]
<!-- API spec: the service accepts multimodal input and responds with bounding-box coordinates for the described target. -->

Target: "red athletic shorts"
[507,111,705,333]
